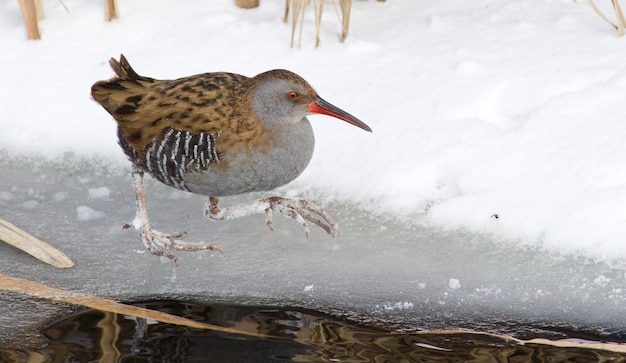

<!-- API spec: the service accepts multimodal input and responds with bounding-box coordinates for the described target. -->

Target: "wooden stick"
[0,273,273,339]
[17,0,41,40]
[104,0,118,21]
[0,218,74,268]
[235,0,260,9]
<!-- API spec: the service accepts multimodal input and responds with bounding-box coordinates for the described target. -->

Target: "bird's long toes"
[146,244,180,266]
[154,230,187,239]
[152,231,224,254]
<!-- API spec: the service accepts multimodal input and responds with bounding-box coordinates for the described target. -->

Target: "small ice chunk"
[52,191,67,202]
[22,200,38,209]
[594,275,611,287]
[448,278,461,290]
[88,187,111,199]
[0,191,13,201]
[381,301,414,311]
[304,284,315,292]
[77,206,106,221]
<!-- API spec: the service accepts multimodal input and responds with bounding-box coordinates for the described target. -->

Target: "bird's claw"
[265,197,338,237]
[265,204,311,237]
[134,228,223,267]
[206,196,339,237]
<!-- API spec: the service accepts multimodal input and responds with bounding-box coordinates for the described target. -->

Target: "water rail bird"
[91,54,371,265]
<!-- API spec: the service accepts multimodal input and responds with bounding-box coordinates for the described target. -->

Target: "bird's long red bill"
[309,96,372,132]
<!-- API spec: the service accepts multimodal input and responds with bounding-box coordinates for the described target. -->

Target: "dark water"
[1,300,625,363]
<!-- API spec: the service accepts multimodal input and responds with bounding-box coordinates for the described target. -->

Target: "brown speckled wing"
[91,56,272,160]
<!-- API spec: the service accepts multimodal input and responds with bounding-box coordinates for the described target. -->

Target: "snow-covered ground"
[2,0,626,338]
[3,0,626,260]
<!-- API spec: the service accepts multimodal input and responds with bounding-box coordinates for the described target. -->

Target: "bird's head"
[251,70,372,132]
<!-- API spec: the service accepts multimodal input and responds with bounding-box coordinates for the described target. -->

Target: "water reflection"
[1,300,624,362]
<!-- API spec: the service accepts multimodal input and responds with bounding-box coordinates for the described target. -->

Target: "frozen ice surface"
[0,156,625,340]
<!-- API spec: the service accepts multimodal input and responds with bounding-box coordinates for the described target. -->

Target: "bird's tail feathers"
[109,54,153,83]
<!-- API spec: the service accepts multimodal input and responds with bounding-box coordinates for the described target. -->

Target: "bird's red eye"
[288,91,298,99]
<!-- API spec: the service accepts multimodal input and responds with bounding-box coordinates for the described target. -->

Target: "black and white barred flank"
[119,127,220,192]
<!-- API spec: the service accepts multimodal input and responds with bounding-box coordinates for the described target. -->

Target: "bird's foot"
[124,223,223,266]
[206,196,339,237]
[264,197,339,237]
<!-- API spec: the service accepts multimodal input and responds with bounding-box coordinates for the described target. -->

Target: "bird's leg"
[204,196,339,237]
[128,164,223,266]
[129,164,181,264]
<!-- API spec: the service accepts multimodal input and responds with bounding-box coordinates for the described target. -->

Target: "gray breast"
[182,118,315,197]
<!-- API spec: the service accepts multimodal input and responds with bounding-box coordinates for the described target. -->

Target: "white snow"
[2,0,626,263]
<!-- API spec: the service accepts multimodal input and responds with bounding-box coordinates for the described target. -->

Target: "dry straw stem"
[588,0,625,36]
[0,218,74,268]
[0,273,274,339]
[285,0,352,48]
[17,0,41,40]
[235,0,260,9]
[406,330,626,354]
[289,0,306,48]
[105,0,118,21]
[314,0,324,47]
[339,0,352,41]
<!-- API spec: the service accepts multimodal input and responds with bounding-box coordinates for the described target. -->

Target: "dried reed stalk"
[588,0,625,36]
[105,0,118,21]
[289,0,305,48]
[235,0,260,9]
[314,0,324,47]
[286,0,350,48]
[17,0,40,40]
[0,218,74,268]
[35,0,43,20]
[339,0,352,41]
[0,273,274,339]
